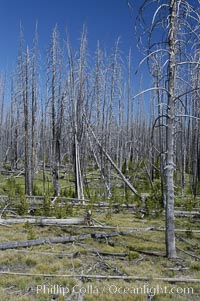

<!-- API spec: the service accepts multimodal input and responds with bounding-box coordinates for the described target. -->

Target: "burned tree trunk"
[165,0,176,259]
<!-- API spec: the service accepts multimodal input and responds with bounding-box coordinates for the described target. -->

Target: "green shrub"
[128,251,139,261]
[33,183,43,196]
[17,195,28,215]
[145,179,163,217]
[62,186,75,198]
[54,197,73,218]
[23,221,36,240]
[42,196,51,216]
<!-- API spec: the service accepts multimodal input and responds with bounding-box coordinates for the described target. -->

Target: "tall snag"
[47,25,61,196]
[135,0,200,258]
[165,0,176,258]
[66,29,86,202]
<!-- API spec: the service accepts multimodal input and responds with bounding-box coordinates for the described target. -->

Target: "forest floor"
[0,207,200,301]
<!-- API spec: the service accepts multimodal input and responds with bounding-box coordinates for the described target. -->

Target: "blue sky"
[0,0,143,72]
[1,0,200,100]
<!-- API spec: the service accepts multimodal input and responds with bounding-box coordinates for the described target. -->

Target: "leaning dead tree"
[135,0,200,258]
[84,112,141,199]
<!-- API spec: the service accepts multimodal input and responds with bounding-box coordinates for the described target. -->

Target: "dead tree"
[47,25,61,196]
[66,29,86,201]
[165,0,176,258]
[17,25,33,196]
[135,0,200,258]
[30,24,39,186]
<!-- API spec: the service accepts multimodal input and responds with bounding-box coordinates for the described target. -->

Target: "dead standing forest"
[0,1,200,300]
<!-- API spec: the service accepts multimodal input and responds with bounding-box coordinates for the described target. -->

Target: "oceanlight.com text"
[36,283,194,297]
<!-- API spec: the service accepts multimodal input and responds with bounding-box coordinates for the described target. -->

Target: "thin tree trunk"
[165,0,176,259]
[24,47,32,196]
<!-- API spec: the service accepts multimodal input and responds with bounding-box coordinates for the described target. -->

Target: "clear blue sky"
[1,0,199,99]
[0,0,143,71]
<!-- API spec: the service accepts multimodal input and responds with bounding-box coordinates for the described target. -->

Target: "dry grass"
[0,212,199,300]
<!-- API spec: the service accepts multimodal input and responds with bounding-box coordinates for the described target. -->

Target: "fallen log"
[176,234,199,248]
[0,234,91,250]
[0,271,199,283]
[174,210,200,217]
[0,217,85,226]
[163,267,189,271]
[90,250,128,257]
[177,247,200,260]
[26,196,90,203]
[0,231,131,250]
[128,247,165,257]
[91,232,124,239]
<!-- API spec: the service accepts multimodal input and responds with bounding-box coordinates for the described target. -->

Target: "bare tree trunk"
[165,0,176,259]
[126,49,131,171]
[67,31,85,201]
[74,133,84,200]
[30,25,38,193]
[50,26,60,196]
[24,47,32,196]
